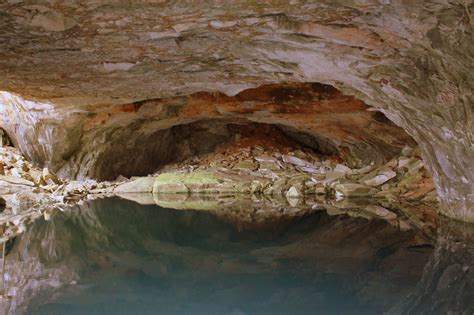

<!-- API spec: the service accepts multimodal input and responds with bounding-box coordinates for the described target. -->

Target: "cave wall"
[1,83,413,180]
[0,1,472,220]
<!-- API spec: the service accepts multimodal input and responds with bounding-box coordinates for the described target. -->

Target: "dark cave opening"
[92,119,342,181]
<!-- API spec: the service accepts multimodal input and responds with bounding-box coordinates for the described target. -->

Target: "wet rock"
[115,175,129,182]
[348,164,375,176]
[264,178,287,196]
[364,205,397,220]
[28,169,45,185]
[42,168,61,185]
[233,160,256,172]
[255,156,281,171]
[259,161,282,172]
[10,167,20,177]
[314,185,327,195]
[436,264,463,291]
[399,220,412,232]
[397,157,411,169]
[362,168,397,187]
[153,182,190,194]
[334,164,351,173]
[334,183,378,198]
[282,155,313,168]
[325,171,346,182]
[9,193,41,209]
[0,175,35,187]
[286,186,300,199]
[406,159,425,175]
[114,177,155,193]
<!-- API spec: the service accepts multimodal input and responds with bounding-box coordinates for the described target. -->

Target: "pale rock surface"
[0,1,472,220]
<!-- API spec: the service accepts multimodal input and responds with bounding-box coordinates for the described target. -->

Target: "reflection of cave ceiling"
[0,198,433,314]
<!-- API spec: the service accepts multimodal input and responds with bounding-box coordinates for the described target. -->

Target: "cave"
[0,1,473,313]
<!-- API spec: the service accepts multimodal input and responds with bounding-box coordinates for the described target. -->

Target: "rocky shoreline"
[0,133,439,241]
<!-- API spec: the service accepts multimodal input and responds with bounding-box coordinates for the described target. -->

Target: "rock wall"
[0,1,472,220]
[389,218,474,314]
[1,83,414,181]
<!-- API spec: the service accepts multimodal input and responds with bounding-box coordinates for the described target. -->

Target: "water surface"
[2,197,471,314]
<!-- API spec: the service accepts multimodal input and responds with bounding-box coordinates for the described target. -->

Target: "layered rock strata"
[0,1,472,220]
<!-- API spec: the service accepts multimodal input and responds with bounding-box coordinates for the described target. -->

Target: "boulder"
[153,182,190,194]
[114,177,156,193]
[334,183,378,197]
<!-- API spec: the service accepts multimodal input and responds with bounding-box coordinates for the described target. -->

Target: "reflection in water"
[390,219,474,314]
[0,198,471,314]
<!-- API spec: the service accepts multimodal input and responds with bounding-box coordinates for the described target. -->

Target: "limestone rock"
[282,155,313,168]
[42,168,61,185]
[364,205,397,220]
[334,164,351,174]
[153,182,190,194]
[28,169,44,185]
[325,171,346,182]
[362,168,397,187]
[30,11,77,32]
[286,186,300,199]
[0,175,35,187]
[334,183,378,198]
[234,160,256,172]
[114,177,155,194]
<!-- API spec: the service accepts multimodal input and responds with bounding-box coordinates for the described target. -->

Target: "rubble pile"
[0,145,116,240]
[111,132,439,233]
[0,131,440,239]
[117,133,438,206]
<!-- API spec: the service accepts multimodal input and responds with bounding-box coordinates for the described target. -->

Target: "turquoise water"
[3,198,436,314]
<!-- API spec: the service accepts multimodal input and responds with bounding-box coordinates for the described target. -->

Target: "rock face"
[389,219,474,314]
[0,1,472,220]
[0,84,414,181]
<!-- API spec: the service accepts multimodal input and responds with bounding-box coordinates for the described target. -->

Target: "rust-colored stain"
[83,112,110,130]
[81,82,413,148]
[111,103,143,113]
